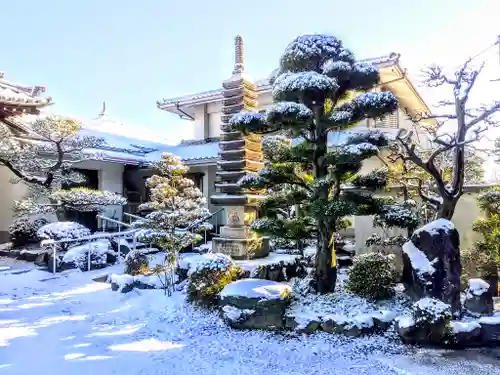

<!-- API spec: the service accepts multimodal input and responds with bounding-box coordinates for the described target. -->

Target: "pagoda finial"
[233,35,244,74]
[100,100,107,116]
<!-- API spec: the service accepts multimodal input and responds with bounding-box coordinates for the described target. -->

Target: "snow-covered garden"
[2,33,500,374]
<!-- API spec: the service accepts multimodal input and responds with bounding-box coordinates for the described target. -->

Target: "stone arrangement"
[401,219,461,314]
[210,35,269,260]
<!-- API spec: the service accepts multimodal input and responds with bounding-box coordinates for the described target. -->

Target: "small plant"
[124,250,150,276]
[9,217,49,247]
[345,252,397,300]
[187,253,244,305]
[36,221,91,250]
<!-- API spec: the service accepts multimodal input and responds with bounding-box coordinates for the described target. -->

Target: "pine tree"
[0,115,105,216]
[136,153,211,294]
[230,34,398,293]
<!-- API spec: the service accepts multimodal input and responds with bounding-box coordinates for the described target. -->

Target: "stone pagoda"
[0,72,51,122]
[210,36,269,259]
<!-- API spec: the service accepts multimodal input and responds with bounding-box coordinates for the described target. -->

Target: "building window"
[374,111,399,128]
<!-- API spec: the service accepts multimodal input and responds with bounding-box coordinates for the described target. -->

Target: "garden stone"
[479,316,500,344]
[7,250,20,259]
[402,219,461,315]
[451,321,481,347]
[295,320,320,334]
[321,316,347,334]
[372,310,397,331]
[219,279,292,331]
[34,252,48,267]
[464,278,494,316]
[19,250,41,262]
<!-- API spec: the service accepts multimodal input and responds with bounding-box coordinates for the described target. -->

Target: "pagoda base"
[212,235,269,260]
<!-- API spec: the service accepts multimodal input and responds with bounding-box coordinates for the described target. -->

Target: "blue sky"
[2,0,498,143]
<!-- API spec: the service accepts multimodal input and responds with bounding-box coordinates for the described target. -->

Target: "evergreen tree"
[136,153,211,294]
[230,34,398,293]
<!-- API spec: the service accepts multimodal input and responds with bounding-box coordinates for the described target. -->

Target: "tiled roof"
[157,53,400,109]
[0,73,51,108]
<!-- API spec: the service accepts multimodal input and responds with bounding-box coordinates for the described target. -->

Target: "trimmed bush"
[37,221,91,250]
[345,252,397,300]
[187,253,244,305]
[9,217,49,247]
[124,250,150,276]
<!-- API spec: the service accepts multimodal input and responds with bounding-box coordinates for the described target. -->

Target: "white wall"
[78,160,124,220]
[0,167,29,239]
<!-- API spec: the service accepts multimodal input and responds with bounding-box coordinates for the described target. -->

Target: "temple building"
[156,37,433,212]
[0,36,433,244]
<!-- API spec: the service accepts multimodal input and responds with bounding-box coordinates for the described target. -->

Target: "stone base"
[212,236,269,260]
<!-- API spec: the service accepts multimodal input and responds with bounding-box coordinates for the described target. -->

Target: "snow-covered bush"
[51,188,127,212]
[61,239,110,271]
[124,250,150,276]
[412,298,452,327]
[187,253,244,305]
[345,252,397,300]
[37,221,91,250]
[9,217,49,247]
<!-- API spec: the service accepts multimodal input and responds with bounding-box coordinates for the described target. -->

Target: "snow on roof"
[0,73,51,108]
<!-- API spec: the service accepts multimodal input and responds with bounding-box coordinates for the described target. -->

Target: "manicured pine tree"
[230,34,398,293]
[136,152,211,294]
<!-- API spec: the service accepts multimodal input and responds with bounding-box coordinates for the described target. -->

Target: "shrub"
[345,252,397,300]
[50,188,127,212]
[37,221,91,250]
[187,253,244,305]
[124,250,150,276]
[9,217,49,247]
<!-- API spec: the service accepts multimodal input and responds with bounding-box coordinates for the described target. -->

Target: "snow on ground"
[1,269,500,375]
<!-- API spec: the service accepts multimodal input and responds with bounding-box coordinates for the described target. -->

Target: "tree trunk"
[314,221,337,293]
[438,197,458,220]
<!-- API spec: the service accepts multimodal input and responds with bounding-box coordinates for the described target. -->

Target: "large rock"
[219,279,292,330]
[451,321,482,347]
[108,274,161,293]
[402,219,461,315]
[396,298,453,346]
[479,316,500,344]
[464,278,494,316]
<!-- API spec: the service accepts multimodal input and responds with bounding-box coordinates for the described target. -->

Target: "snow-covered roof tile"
[0,73,51,108]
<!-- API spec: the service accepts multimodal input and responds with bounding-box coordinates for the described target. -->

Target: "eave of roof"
[157,53,402,111]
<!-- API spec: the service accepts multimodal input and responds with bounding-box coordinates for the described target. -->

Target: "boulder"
[109,274,161,293]
[451,321,482,347]
[479,316,500,344]
[7,250,20,259]
[284,314,321,333]
[321,315,348,334]
[464,278,494,316]
[372,310,397,331]
[219,279,292,330]
[34,252,48,267]
[247,257,307,282]
[396,298,453,346]
[19,250,41,262]
[402,219,461,315]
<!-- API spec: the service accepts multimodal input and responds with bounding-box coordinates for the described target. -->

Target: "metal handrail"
[41,228,141,275]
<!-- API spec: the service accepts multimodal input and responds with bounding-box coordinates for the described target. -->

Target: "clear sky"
[2,0,499,143]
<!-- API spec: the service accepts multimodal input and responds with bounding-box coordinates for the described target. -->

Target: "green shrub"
[124,250,150,276]
[9,217,49,247]
[187,253,244,305]
[345,252,397,300]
